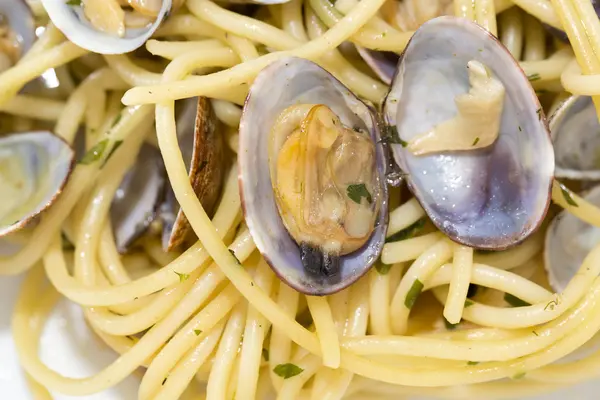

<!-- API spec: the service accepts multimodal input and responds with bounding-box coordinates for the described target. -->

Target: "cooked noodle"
[1,0,600,399]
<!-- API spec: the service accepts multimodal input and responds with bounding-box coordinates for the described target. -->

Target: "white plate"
[0,275,598,399]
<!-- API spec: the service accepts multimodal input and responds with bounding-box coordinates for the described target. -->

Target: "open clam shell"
[549,96,600,181]
[0,131,75,236]
[111,143,166,253]
[545,185,600,292]
[162,97,224,251]
[0,0,35,59]
[383,16,554,250]
[239,57,388,295]
[354,46,398,85]
[41,0,172,54]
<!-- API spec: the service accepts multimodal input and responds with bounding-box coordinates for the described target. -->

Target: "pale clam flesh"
[239,57,388,295]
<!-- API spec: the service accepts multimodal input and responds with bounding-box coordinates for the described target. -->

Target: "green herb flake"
[467,361,479,365]
[404,279,424,309]
[518,126,522,132]
[273,363,304,379]
[381,125,408,147]
[464,299,475,308]
[102,140,123,167]
[79,139,109,165]
[375,260,392,275]
[174,271,189,283]
[545,298,560,311]
[512,372,526,380]
[527,73,541,81]
[229,249,241,265]
[66,0,81,5]
[532,330,539,337]
[111,113,122,128]
[385,218,426,243]
[444,318,458,330]
[162,377,167,385]
[347,183,373,205]
[472,137,480,146]
[262,348,270,362]
[504,293,531,307]
[536,108,543,120]
[559,183,578,207]
[194,329,202,336]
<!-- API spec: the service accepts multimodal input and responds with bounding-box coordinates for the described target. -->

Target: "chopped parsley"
[386,218,426,243]
[162,376,167,385]
[512,372,526,380]
[229,249,241,265]
[518,126,522,132]
[262,348,269,362]
[347,183,373,205]
[404,279,424,309]
[545,298,560,311]
[79,139,109,165]
[273,363,304,379]
[375,260,392,275]
[66,0,81,5]
[174,271,189,282]
[464,299,475,308]
[504,293,530,307]
[527,73,541,81]
[194,329,202,336]
[111,113,122,128]
[381,125,407,147]
[472,137,480,146]
[536,108,543,120]
[444,318,458,330]
[558,182,578,207]
[532,330,539,337]
[102,140,123,167]
[467,361,479,365]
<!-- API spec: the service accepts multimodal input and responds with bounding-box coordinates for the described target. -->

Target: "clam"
[549,96,600,181]
[161,97,224,251]
[382,16,554,249]
[239,57,388,295]
[0,0,35,71]
[111,143,166,253]
[0,131,75,236]
[40,0,173,54]
[110,97,224,253]
[544,185,600,292]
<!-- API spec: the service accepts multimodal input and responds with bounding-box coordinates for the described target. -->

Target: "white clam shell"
[238,57,388,295]
[549,95,600,181]
[0,131,74,236]
[383,16,554,250]
[41,0,172,54]
[0,0,35,56]
[544,186,600,293]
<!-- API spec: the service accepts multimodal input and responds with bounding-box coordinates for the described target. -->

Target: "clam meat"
[0,131,75,236]
[41,0,174,54]
[239,57,388,295]
[383,16,554,249]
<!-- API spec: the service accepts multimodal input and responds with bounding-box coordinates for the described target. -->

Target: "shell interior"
[550,96,600,180]
[111,143,166,253]
[354,46,398,85]
[239,57,388,295]
[544,185,600,293]
[40,0,172,54]
[0,131,74,236]
[0,0,35,57]
[383,16,554,249]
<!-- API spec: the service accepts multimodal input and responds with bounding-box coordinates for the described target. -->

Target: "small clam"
[111,143,166,253]
[40,0,172,54]
[383,17,554,249]
[544,185,600,292]
[162,97,224,251]
[0,0,35,69]
[0,131,75,236]
[239,57,388,295]
[549,96,600,181]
